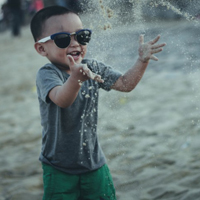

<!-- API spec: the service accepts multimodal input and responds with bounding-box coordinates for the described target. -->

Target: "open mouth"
[68,51,81,59]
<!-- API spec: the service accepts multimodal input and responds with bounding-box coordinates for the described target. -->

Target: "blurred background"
[1,0,200,36]
[1,0,200,200]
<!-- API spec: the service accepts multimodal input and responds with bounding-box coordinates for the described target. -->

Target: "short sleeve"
[36,65,64,103]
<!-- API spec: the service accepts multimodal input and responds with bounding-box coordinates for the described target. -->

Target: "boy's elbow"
[126,88,133,93]
[123,87,134,93]
[121,82,136,92]
[50,91,73,108]
[114,85,134,92]
[59,104,68,109]
[57,101,72,108]
[51,96,72,108]
[121,77,136,92]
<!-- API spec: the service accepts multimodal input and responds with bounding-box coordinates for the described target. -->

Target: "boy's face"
[35,13,87,71]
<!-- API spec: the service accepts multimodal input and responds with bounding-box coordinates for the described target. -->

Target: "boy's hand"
[138,35,166,63]
[67,55,104,84]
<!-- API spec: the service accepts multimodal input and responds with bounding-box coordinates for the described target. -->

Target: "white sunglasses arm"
[37,36,51,43]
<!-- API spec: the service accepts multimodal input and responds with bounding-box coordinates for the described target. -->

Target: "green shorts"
[42,163,116,200]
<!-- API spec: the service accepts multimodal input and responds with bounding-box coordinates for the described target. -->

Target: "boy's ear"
[34,43,47,57]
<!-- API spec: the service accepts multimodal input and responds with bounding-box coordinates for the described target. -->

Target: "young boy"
[30,6,166,200]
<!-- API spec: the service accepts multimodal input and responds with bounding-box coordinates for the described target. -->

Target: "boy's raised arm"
[49,56,104,108]
[111,35,166,92]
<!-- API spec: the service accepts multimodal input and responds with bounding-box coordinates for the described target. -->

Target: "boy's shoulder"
[37,63,65,82]
[38,63,59,71]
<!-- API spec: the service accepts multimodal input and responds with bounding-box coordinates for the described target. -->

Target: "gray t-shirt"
[36,59,122,174]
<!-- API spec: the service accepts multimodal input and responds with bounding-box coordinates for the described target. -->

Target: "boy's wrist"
[138,57,149,64]
[68,75,82,87]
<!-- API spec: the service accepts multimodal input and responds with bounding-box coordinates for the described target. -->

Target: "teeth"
[71,52,78,55]
[68,51,81,57]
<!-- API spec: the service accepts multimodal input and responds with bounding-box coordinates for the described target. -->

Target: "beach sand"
[0,8,200,200]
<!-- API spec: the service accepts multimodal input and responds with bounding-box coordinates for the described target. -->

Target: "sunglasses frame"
[37,29,92,48]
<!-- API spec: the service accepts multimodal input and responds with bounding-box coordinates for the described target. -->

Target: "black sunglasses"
[37,29,92,48]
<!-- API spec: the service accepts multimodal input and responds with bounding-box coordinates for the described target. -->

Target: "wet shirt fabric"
[36,59,122,174]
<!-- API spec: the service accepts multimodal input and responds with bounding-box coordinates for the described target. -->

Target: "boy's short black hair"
[30,6,77,42]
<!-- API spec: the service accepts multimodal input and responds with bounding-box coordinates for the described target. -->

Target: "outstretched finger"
[81,64,94,78]
[150,35,160,45]
[82,64,91,76]
[150,55,158,61]
[82,65,104,83]
[139,34,144,45]
[93,74,104,83]
[84,68,104,82]
[152,48,163,54]
[152,43,166,49]
[67,55,76,67]
[85,69,104,83]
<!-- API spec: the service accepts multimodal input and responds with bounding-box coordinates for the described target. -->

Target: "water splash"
[90,0,200,31]
[150,0,198,22]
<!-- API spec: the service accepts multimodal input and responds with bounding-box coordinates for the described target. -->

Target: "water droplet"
[83,142,87,146]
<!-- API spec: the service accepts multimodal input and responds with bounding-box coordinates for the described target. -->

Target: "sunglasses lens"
[54,34,70,48]
[76,30,91,45]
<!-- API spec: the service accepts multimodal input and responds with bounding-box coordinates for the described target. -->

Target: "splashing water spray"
[85,0,200,62]
[87,0,199,31]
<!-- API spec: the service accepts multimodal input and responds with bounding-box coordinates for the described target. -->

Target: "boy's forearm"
[112,58,148,92]
[49,76,81,108]
[124,58,148,90]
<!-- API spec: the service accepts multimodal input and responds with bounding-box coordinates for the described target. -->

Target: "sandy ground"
[1,8,200,200]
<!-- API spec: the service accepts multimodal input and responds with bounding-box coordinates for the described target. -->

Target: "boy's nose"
[70,35,79,47]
